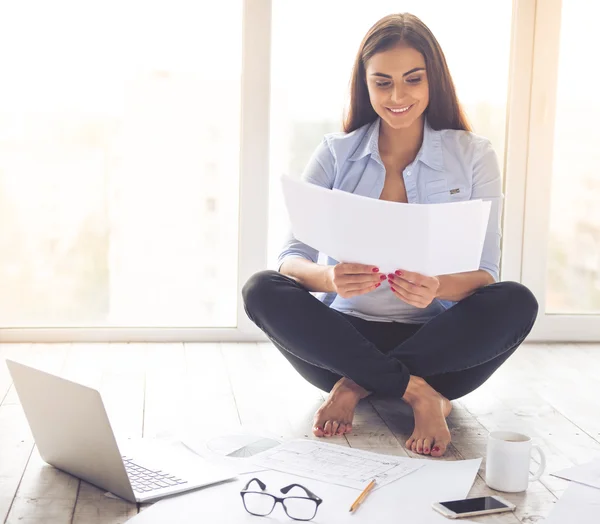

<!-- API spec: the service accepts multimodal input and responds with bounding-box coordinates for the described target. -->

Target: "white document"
[126,458,482,524]
[251,439,422,490]
[551,458,600,489]
[544,482,600,524]
[181,430,281,475]
[281,175,491,276]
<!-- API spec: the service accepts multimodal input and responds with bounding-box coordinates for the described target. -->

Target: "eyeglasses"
[240,478,323,521]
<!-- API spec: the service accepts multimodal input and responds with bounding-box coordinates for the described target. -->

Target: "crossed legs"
[242,270,538,456]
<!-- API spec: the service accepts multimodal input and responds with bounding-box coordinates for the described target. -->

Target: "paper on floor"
[544,481,600,523]
[251,439,423,490]
[181,429,280,476]
[281,175,491,276]
[125,457,482,524]
[551,458,600,490]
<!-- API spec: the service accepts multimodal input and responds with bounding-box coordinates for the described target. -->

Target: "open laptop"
[6,359,236,503]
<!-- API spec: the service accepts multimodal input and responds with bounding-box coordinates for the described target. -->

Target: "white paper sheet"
[551,458,600,489]
[544,482,600,523]
[180,429,280,475]
[126,458,482,524]
[282,175,491,276]
[251,439,422,490]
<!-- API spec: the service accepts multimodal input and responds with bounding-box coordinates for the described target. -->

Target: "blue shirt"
[277,117,503,324]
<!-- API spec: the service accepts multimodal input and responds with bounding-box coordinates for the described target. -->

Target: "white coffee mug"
[485,431,546,492]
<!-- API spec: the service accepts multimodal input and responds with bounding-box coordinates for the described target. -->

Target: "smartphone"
[432,495,516,519]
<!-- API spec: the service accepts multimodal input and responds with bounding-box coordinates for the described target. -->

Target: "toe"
[323,420,333,437]
[344,423,353,434]
[331,421,340,436]
[336,423,346,436]
[411,440,418,453]
[431,441,448,457]
[405,437,414,449]
[312,425,325,437]
[416,439,424,454]
[423,438,432,455]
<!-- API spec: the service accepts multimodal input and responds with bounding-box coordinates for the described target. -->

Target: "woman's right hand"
[327,263,385,298]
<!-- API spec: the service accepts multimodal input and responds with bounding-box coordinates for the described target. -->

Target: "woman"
[243,13,538,457]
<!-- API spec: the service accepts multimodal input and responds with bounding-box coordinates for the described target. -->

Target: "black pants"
[242,270,538,401]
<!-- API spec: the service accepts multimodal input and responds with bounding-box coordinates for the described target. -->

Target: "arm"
[436,269,495,302]
[280,257,335,293]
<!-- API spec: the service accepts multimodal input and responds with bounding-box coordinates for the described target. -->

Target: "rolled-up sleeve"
[471,140,503,282]
[277,138,336,271]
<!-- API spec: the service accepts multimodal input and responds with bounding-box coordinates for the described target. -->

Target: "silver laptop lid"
[5,359,136,502]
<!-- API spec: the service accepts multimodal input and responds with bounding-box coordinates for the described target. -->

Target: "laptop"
[5,359,236,503]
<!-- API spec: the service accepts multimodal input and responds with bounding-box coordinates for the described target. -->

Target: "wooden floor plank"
[183,342,241,437]
[0,403,35,523]
[3,344,72,524]
[0,344,31,405]
[257,342,326,440]
[142,343,187,440]
[221,342,294,439]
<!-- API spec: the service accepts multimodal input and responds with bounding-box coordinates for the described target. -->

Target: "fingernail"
[387,273,394,279]
[375,283,381,288]
[372,267,379,272]
[395,270,403,276]
[380,274,386,280]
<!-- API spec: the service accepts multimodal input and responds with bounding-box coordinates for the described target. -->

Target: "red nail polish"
[375,283,381,288]
[396,270,403,276]
[387,273,394,279]
[380,274,386,280]
[424,448,430,453]
[372,267,379,272]
[433,446,440,452]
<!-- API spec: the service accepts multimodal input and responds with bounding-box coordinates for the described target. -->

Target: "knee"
[241,270,281,317]
[496,281,539,328]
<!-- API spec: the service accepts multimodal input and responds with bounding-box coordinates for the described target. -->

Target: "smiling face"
[364,44,429,130]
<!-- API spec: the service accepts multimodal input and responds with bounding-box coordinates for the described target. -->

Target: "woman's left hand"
[387,270,440,308]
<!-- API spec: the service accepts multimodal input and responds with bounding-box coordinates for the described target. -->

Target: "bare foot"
[313,378,369,437]
[403,376,452,457]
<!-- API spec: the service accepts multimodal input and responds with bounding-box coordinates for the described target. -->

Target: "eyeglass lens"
[244,493,318,520]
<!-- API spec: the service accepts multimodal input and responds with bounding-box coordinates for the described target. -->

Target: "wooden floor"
[1,342,599,523]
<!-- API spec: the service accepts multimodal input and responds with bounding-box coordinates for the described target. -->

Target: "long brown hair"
[343,13,471,133]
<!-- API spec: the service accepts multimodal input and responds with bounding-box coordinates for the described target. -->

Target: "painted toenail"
[425,448,429,453]
[433,446,440,452]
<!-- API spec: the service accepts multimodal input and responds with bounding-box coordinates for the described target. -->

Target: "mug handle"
[529,445,547,482]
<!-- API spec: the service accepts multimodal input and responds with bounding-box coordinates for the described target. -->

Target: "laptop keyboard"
[123,456,188,493]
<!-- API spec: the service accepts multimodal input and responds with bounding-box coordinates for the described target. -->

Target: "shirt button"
[406,170,411,176]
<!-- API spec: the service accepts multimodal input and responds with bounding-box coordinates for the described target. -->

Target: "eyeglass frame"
[240,477,323,521]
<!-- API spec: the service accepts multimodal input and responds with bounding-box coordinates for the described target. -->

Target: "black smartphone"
[432,495,516,519]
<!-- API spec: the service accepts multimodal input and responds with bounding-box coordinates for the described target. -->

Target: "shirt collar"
[349,117,444,171]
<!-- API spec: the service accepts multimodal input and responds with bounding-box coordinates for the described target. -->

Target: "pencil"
[349,479,376,513]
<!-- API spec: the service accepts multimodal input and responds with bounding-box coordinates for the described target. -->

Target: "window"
[545,0,600,314]
[0,0,242,327]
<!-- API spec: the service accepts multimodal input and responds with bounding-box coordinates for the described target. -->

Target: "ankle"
[336,377,370,399]
[402,376,433,405]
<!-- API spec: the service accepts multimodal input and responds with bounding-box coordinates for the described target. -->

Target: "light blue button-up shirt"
[278,117,503,324]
